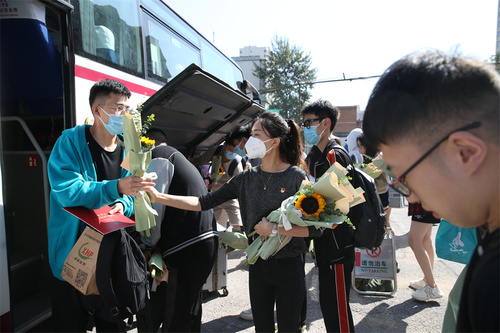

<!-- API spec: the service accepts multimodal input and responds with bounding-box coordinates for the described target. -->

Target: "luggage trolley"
[202,223,229,299]
[352,227,397,296]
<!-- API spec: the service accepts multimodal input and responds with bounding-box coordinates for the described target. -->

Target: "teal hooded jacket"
[47,125,134,280]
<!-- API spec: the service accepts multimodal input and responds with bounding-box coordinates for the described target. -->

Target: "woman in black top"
[147,112,321,332]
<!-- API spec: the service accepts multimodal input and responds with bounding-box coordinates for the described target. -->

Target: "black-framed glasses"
[301,117,324,129]
[99,104,132,115]
[390,122,481,197]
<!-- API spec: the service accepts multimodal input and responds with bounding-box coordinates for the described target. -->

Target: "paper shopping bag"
[61,226,103,295]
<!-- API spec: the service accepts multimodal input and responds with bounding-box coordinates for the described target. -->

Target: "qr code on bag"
[75,269,88,288]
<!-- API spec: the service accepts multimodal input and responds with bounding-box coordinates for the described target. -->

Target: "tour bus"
[0,0,263,331]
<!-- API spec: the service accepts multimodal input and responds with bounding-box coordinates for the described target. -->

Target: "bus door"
[0,0,74,331]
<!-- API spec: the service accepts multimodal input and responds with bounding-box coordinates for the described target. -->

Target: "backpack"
[80,228,149,330]
[334,146,387,249]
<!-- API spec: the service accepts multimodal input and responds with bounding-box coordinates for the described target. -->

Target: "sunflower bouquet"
[245,162,366,264]
[121,107,157,236]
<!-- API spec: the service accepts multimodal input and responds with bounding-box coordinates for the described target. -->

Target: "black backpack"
[81,228,149,330]
[334,146,387,249]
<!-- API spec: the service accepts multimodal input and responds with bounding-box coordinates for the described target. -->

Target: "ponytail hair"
[252,112,305,167]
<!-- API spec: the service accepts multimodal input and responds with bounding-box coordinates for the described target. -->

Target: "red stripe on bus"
[75,65,157,97]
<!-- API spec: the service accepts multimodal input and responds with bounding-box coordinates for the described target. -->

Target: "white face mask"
[245,136,274,159]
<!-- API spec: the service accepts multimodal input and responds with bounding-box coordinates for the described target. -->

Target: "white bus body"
[0,0,254,330]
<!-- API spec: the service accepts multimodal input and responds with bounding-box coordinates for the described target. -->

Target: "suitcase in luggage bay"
[202,238,228,297]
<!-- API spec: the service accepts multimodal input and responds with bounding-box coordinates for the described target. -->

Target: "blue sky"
[166,0,498,110]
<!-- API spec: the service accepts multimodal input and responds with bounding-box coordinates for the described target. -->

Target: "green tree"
[488,52,500,73]
[253,35,317,122]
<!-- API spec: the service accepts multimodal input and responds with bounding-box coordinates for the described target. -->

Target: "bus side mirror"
[237,80,261,104]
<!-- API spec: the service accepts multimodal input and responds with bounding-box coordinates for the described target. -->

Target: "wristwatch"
[271,224,278,236]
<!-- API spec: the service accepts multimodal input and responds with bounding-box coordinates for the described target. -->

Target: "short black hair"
[145,127,168,145]
[225,125,251,145]
[363,50,500,150]
[88,79,132,107]
[300,99,340,132]
[357,133,378,158]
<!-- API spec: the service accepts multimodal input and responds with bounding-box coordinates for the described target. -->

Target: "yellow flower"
[295,192,326,219]
[140,136,155,149]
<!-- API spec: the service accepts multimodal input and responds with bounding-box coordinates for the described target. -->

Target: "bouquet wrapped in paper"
[245,162,366,264]
[121,111,157,236]
[219,227,249,254]
[359,155,393,179]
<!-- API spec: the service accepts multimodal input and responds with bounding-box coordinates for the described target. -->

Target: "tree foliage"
[488,52,500,74]
[253,35,317,122]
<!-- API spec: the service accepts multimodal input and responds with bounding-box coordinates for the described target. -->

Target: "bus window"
[142,13,201,84]
[141,0,200,48]
[72,0,143,77]
[200,39,243,90]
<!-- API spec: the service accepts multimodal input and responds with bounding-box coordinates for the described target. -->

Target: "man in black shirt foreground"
[362,50,499,332]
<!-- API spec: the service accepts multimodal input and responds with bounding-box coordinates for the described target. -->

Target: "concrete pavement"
[199,206,465,332]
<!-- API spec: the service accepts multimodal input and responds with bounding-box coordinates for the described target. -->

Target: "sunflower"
[217,165,224,175]
[295,192,327,219]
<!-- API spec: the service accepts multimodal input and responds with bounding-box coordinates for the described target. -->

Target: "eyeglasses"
[389,122,481,197]
[99,104,132,115]
[301,118,324,129]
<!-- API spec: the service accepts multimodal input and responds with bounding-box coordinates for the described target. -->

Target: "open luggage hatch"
[140,64,265,156]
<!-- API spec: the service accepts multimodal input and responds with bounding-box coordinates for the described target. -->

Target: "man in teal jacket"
[48,79,154,332]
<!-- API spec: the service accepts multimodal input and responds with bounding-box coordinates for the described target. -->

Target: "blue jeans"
[249,255,306,333]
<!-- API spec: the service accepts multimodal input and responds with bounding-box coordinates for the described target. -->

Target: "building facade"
[497,0,500,54]
[334,105,362,139]
[232,46,270,106]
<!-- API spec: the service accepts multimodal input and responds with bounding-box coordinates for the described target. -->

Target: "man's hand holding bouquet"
[120,107,158,236]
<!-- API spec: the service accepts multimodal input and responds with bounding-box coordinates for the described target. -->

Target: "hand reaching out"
[118,175,155,197]
[145,186,160,204]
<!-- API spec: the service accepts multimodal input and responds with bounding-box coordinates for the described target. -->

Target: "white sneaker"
[409,278,426,290]
[412,283,444,301]
[239,309,253,321]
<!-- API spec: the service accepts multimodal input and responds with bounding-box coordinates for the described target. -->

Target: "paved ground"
[199,206,466,333]
[49,206,464,333]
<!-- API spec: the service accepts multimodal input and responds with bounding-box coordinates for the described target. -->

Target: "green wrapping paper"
[148,252,164,279]
[220,229,248,250]
[122,114,157,235]
[245,162,365,264]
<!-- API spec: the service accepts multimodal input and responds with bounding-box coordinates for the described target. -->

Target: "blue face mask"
[234,146,247,157]
[225,150,237,160]
[303,121,325,146]
[98,107,124,135]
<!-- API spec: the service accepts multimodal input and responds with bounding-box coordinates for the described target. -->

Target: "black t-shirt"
[151,145,216,254]
[85,127,124,181]
[456,227,499,332]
